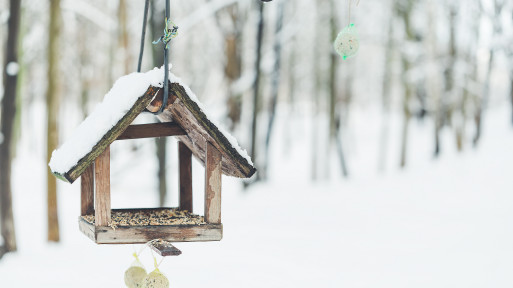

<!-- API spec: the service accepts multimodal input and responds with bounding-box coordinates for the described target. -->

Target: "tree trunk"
[250,2,265,179]
[397,0,415,168]
[510,76,513,125]
[378,7,394,172]
[445,7,462,152]
[474,0,503,147]
[474,46,494,147]
[263,2,284,180]
[330,0,348,177]
[0,0,21,257]
[118,0,131,74]
[222,4,243,130]
[151,2,168,206]
[47,0,61,242]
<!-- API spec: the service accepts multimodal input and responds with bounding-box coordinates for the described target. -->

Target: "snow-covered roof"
[49,66,255,183]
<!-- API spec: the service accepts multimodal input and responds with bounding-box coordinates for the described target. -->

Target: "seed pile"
[82,208,205,228]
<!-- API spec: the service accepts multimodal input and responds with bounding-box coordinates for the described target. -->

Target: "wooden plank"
[116,122,186,140]
[78,217,96,242]
[92,223,223,244]
[94,146,111,226]
[80,164,94,216]
[53,85,165,183]
[78,210,223,244]
[156,83,256,178]
[205,142,222,224]
[179,141,193,212]
[148,240,182,256]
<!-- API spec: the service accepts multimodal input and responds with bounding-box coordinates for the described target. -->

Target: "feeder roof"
[49,66,255,183]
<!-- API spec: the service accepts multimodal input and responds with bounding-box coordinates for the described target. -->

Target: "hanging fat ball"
[140,268,169,288]
[333,23,359,60]
[125,253,148,288]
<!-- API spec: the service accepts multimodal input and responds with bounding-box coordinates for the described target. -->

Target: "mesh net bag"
[140,268,169,288]
[333,23,359,60]
[125,254,148,288]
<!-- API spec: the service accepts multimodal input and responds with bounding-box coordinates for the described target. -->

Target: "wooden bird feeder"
[49,76,255,254]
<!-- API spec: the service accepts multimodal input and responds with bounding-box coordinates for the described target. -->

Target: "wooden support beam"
[205,142,222,224]
[94,146,111,226]
[116,122,186,140]
[80,164,94,216]
[179,141,193,212]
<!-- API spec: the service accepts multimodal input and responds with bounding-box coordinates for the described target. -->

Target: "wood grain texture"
[116,122,186,140]
[78,218,222,244]
[94,146,110,227]
[156,82,256,178]
[52,86,163,183]
[179,141,193,212]
[78,217,96,242]
[149,241,182,256]
[80,164,94,216]
[205,142,222,224]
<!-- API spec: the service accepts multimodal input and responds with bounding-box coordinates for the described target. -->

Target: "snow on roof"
[167,74,253,166]
[49,67,166,174]
[49,66,253,176]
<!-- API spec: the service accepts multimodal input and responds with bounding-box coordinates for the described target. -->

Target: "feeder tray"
[79,208,222,244]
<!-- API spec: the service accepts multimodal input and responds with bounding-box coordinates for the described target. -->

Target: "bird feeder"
[49,68,256,254]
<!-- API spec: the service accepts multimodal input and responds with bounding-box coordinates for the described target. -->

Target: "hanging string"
[348,0,361,26]
[148,247,165,269]
[162,0,171,115]
[150,0,176,115]
[137,0,176,115]
[152,19,178,48]
[137,0,150,73]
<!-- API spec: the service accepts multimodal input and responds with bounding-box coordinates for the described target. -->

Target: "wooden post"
[179,142,193,212]
[81,164,94,216]
[94,146,111,226]
[205,142,221,224]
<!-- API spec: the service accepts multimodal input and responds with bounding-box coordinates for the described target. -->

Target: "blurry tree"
[46,0,61,242]
[0,0,21,258]
[378,0,395,171]
[119,0,131,75]
[214,3,244,129]
[312,0,323,181]
[442,5,457,153]
[262,1,284,180]
[474,0,504,146]
[461,3,480,147]
[396,0,416,168]
[250,1,265,180]
[331,0,348,177]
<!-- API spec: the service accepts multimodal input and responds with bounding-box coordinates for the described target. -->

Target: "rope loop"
[152,18,179,49]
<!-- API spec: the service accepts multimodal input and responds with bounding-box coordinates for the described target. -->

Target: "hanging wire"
[348,0,361,25]
[137,0,176,115]
[137,0,150,73]
[161,0,171,115]
[148,0,175,115]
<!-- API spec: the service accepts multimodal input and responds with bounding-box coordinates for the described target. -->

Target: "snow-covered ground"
[1,102,513,287]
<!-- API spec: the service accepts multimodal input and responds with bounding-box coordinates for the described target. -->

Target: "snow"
[5,61,19,76]
[168,73,253,166]
[49,66,253,175]
[4,103,513,287]
[49,67,167,174]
